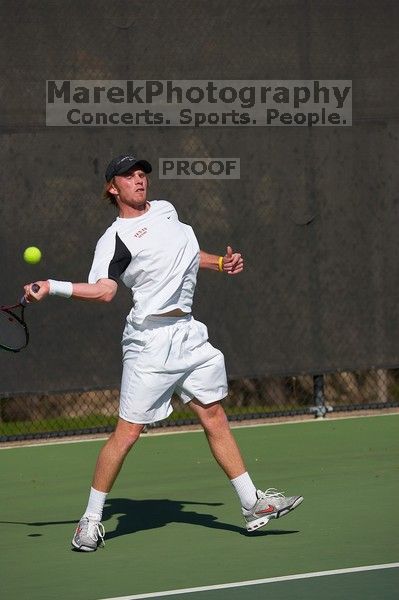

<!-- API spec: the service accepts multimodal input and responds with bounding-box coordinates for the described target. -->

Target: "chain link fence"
[1,368,399,441]
[1,1,399,441]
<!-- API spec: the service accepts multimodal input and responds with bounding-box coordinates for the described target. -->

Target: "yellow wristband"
[218,256,224,272]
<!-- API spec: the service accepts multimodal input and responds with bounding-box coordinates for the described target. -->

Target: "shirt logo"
[134,227,148,238]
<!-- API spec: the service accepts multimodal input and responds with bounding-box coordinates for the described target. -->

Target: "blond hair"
[102,178,118,207]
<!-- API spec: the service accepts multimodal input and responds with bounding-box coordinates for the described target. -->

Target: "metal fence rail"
[1,368,398,442]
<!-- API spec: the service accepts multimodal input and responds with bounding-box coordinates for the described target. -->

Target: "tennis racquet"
[0,283,40,352]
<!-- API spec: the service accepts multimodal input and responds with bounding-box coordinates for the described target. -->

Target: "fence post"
[311,374,328,418]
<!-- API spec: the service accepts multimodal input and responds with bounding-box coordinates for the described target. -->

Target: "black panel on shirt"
[108,233,132,281]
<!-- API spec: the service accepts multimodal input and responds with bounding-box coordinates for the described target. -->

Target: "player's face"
[112,168,148,207]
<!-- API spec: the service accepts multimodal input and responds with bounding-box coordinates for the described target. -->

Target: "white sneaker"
[243,488,303,532]
[71,517,105,551]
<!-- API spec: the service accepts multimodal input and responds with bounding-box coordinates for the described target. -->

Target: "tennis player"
[24,153,303,551]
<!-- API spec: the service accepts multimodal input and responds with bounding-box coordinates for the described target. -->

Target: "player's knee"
[113,421,144,452]
[200,402,228,431]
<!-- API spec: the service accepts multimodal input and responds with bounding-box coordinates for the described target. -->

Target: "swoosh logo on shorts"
[256,504,275,515]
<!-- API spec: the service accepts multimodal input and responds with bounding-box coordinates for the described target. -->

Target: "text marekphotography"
[46,80,352,127]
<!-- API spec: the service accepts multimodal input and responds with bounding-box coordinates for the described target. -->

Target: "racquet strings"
[0,309,28,351]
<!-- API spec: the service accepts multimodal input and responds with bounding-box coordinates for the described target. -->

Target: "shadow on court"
[0,497,299,540]
[102,498,299,539]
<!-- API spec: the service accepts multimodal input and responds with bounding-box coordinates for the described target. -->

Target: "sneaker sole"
[71,540,98,552]
[246,496,304,532]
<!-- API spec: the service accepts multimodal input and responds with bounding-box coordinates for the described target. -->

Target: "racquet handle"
[20,283,41,307]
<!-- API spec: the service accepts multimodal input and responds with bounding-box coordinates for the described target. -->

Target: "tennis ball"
[23,246,42,264]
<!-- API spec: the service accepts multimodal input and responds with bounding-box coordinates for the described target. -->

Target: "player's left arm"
[199,246,244,275]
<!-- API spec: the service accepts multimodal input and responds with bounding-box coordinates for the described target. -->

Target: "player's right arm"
[69,279,117,302]
[23,279,117,303]
[24,227,127,304]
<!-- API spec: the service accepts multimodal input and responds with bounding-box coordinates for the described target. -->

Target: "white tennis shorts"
[119,315,228,424]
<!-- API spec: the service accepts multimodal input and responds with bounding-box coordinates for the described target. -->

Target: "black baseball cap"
[105,153,152,182]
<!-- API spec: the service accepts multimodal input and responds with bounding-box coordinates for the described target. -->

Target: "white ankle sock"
[230,472,257,510]
[83,487,107,521]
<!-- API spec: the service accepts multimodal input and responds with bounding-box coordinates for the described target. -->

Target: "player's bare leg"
[72,418,143,551]
[188,399,303,532]
[188,399,246,479]
[92,418,144,492]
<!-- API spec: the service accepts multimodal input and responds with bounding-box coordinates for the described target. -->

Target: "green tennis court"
[1,414,398,600]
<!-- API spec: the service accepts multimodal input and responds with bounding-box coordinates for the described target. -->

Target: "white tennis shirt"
[88,200,200,324]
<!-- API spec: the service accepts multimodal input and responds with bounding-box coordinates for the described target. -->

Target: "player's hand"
[222,246,244,275]
[23,280,50,303]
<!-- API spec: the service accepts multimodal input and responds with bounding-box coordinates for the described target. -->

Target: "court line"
[0,411,398,450]
[100,563,399,600]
